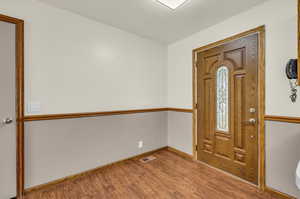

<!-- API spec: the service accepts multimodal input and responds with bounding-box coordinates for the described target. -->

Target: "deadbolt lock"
[249,108,256,113]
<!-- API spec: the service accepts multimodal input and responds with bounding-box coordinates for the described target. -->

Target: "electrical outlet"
[138,141,143,148]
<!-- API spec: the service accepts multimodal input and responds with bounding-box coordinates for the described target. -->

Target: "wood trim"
[0,13,24,24]
[258,26,266,190]
[166,108,193,113]
[192,47,197,160]
[167,147,194,160]
[24,108,169,121]
[192,26,266,189]
[24,147,168,195]
[193,26,265,54]
[265,115,300,123]
[16,21,25,199]
[0,14,25,199]
[23,108,193,122]
[265,187,296,199]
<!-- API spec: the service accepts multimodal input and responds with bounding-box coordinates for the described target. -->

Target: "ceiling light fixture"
[156,0,189,10]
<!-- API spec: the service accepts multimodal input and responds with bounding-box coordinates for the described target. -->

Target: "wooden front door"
[196,33,259,184]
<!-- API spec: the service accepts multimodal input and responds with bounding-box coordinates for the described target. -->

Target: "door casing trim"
[0,14,25,198]
[192,26,266,189]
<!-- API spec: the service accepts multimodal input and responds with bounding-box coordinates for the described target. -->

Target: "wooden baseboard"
[167,146,194,160]
[264,187,296,199]
[25,146,168,195]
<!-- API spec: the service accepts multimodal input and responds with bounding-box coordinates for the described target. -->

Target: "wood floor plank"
[25,150,279,199]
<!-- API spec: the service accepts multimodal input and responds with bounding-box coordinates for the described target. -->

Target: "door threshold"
[196,160,259,189]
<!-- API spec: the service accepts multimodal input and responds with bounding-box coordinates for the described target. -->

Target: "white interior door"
[0,21,16,199]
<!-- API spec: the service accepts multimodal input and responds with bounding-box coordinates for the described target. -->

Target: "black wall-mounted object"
[286,59,298,79]
[286,59,298,103]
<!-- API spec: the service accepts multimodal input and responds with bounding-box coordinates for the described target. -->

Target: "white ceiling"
[39,0,269,43]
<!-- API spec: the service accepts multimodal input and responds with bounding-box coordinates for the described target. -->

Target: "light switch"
[28,102,41,114]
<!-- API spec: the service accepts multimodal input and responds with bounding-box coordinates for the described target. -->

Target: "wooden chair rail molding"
[23,107,194,121]
[24,109,300,123]
[264,115,300,124]
[166,107,194,113]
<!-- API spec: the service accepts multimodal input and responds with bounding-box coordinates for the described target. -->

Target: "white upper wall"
[38,0,269,43]
[0,0,167,115]
[0,0,298,117]
[167,0,299,117]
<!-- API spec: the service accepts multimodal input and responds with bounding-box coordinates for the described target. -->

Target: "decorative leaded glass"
[216,66,229,132]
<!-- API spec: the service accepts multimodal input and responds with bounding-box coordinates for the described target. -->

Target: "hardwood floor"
[25,149,278,199]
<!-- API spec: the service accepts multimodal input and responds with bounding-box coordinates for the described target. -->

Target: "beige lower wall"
[25,112,168,188]
[167,112,300,198]
[167,111,193,155]
[24,111,300,198]
[266,121,300,198]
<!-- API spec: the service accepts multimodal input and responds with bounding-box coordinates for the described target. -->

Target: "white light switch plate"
[28,102,41,114]
[138,141,143,148]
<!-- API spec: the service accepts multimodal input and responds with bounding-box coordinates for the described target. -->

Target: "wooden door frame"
[192,26,266,189]
[0,14,25,198]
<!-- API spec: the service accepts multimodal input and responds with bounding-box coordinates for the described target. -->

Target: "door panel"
[234,75,246,157]
[197,34,258,184]
[0,21,16,198]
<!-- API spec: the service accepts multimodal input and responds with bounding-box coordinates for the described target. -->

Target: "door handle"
[249,118,256,124]
[2,118,13,125]
[244,118,256,125]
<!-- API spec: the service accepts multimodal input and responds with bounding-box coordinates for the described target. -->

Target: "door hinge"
[195,145,198,151]
[194,53,198,62]
[194,103,198,109]
[194,61,199,68]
